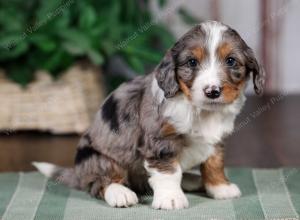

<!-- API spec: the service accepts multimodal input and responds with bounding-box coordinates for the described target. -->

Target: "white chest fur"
[179,111,235,171]
[163,95,245,171]
[180,137,215,171]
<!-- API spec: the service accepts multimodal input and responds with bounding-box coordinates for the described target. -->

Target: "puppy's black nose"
[204,85,221,99]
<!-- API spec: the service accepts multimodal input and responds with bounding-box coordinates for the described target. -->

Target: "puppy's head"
[155,21,265,110]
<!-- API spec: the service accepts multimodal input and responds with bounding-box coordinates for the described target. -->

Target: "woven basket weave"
[0,64,105,134]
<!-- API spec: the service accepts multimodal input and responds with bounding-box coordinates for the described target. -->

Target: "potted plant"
[0,0,197,133]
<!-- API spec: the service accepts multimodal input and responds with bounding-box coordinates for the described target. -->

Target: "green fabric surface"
[0,168,299,220]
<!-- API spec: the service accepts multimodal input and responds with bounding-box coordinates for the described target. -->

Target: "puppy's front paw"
[152,189,189,210]
[206,183,241,199]
[104,183,138,207]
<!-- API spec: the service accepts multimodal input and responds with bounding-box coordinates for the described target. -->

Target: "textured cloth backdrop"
[0,168,299,220]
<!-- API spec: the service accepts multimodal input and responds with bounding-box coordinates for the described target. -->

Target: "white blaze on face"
[191,21,228,105]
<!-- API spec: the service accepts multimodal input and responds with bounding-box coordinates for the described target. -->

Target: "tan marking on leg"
[92,155,127,198]
[200,145,228,186]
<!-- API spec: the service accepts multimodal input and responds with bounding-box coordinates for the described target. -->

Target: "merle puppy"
[34,21,264,210]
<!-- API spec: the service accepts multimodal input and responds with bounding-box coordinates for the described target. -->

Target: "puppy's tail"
[32,162,80,189]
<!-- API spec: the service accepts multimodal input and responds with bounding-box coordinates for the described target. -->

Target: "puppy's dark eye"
[188,58,198,67]
[225,57,236,67]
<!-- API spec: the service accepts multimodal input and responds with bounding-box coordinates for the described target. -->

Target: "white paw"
[152,189,189,210]
[206,183,241,199]
[104,183,138,207]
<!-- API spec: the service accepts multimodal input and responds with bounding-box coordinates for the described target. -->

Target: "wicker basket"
[0,64,105,134]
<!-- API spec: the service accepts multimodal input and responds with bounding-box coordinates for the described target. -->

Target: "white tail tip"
[32,162,57,178]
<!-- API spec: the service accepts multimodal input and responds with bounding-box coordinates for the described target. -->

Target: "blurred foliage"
[0,0,198,86]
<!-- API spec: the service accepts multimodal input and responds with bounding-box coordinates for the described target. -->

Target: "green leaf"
[87,49,104,65]
[127,56,144,73]
[0,41,29,60]
[79,5,97,29]
[0,8,25,32]
[59,29,91,50]
[7,66,33,87]
[62,41,86,55]
[100,40,116,56]
[41,50,69,72]
[89,23,107,37]
[0,34,23,49]
[29,34,57,52]
[35,0,62,21]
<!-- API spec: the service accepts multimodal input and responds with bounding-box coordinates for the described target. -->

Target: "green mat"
[0,168,299,220]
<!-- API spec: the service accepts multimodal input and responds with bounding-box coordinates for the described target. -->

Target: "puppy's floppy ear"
[244,48,266,96]
[155,50,179,98]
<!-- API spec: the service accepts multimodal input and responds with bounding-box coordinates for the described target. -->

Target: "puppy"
[33,21,265,210]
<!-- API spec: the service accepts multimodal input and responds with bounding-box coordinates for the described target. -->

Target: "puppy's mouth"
[202,101,227,111]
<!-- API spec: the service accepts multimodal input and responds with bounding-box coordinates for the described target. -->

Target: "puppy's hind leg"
[74,148,138,208]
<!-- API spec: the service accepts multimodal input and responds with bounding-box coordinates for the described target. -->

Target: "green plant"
[0,0,198,86]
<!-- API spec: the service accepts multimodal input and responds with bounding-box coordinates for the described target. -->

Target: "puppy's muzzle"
[203,85,222,99]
